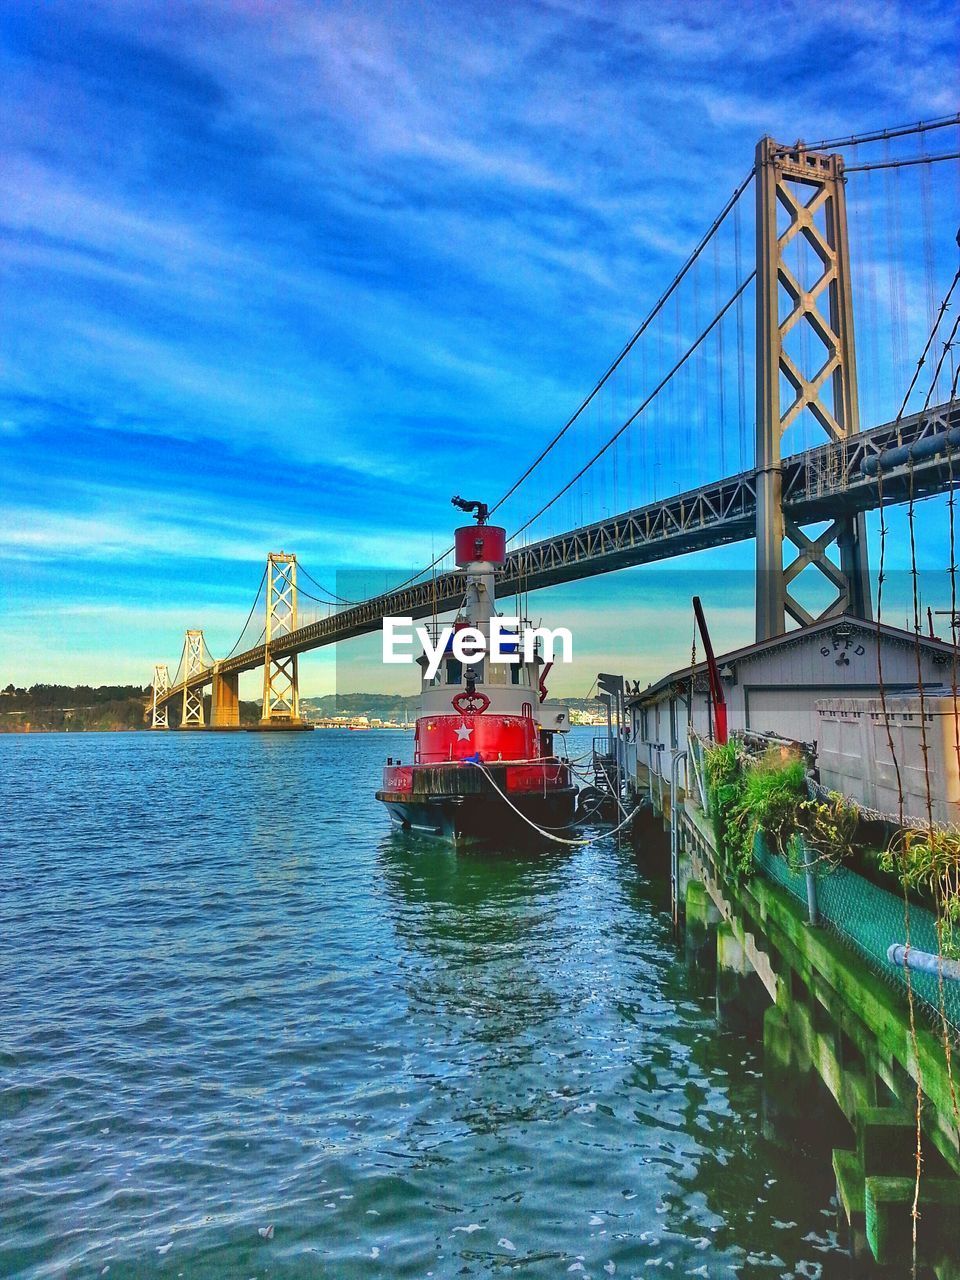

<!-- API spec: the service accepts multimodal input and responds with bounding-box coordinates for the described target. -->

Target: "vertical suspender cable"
[714,233,726,479]
[919,130,938,339]
[861,168,882,431]
[882,137,905,395]
[660,303,665,499]
[734,198,747,470]
[674,288,682,493]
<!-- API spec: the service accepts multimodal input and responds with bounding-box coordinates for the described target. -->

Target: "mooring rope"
[467,762,640,846]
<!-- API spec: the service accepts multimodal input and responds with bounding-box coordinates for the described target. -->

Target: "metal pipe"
[804,868,819,926]
[862,426,960,476]
[688,734,709,815]
[693,595,728,744]
[614,688,623,814]
[618,684,627,802]
[670,750,688,928]
[887,943,960,982]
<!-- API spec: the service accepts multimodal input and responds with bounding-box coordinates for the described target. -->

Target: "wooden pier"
[662,794,960,1277]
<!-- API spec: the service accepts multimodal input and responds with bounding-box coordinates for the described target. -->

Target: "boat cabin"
[415,622,570,764]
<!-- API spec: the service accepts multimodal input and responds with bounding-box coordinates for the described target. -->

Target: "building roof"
[626,613,958,707]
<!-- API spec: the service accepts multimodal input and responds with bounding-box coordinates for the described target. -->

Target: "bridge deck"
[160,399,959,706]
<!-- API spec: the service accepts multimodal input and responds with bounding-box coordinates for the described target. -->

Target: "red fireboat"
[376,498,578,846]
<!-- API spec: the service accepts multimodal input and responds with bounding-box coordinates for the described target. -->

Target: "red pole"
[538,660,554,704]
[692,596,728,745]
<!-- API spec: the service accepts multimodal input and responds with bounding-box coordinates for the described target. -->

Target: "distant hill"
[0,683,261,732]
[0,683,607,732]
[300,693,417,722]
[0,683,151,732]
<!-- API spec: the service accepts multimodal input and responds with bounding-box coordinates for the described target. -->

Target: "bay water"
[1,730,849,1278]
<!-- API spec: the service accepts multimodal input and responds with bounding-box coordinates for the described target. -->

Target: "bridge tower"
[261,552,303,726]
[151,663,170,729]
[755,136,872,641]
[210,662,240,728]
[181,628,208,728]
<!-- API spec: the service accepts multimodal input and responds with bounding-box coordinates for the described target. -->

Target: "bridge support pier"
[180,628,208,729]
[259,552,307,729]
[151,664,170,729]
[211,667,240,729]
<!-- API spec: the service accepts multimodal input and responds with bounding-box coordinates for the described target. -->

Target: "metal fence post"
[804,866,820,926]
[671,750,688,928]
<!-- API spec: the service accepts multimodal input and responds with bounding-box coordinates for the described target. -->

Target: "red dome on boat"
[454,524,506,567]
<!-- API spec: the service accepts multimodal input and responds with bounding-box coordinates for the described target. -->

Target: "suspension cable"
[294,583,339,609]
[225,565,267,659]
[777,113,960,154]
[846,151,960,174]
[298,563,362,606]
[509,271,756,541]
[334,171,756,597]
[895,268,960,420]
[487,169,756,519]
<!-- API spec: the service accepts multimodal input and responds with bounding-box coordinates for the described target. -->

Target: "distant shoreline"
[1,685,608,733]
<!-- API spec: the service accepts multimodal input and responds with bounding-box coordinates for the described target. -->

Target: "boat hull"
[376,766,577,847]
[377,790,578,846]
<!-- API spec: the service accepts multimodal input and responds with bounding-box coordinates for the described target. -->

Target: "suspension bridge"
[149,118,960,730]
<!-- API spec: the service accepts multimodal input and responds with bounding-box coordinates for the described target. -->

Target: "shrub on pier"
[704,741,859,882]
[880,828,960,961]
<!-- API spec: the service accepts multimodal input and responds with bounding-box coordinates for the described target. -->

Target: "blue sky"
[1,0,958,698]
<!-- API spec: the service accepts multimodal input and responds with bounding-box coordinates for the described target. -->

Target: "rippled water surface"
[1,730,853,1278]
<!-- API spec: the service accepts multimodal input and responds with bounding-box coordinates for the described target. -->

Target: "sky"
[1,0,958,699]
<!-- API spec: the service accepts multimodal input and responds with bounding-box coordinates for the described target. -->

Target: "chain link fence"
[754,839,960,1041]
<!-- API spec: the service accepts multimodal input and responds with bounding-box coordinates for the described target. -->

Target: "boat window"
[510,664,522,685]
[445,659,463,685]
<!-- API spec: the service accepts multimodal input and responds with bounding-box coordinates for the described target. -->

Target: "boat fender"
[575,786,606,818]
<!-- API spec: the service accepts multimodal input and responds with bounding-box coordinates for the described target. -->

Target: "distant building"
[568,708,608,727]
[627,614,956,789]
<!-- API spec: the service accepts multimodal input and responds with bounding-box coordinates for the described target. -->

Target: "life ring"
[452,691,490,715]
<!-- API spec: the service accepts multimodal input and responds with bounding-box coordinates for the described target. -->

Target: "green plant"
[703,742,859,882]
[733,753,807,851]
[880,828,960,961]
[792,791,860,873]
[704,740,750,877]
